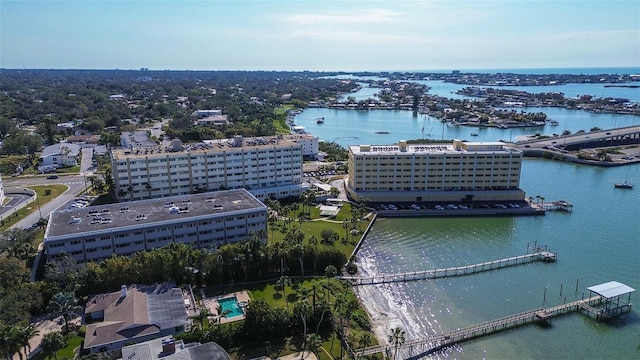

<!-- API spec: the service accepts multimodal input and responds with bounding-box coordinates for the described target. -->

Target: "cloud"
[286,8,400,25]
[548,30,639,42]
[290,29,423,44]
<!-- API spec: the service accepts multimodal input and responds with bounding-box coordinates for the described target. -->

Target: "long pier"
[354,295,604,358]
[340,246,556,286]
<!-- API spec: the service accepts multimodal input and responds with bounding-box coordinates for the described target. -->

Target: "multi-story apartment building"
[111,135,305,202]
[285,133,319,160]
[44,189,267,263]
[346,140,525,202]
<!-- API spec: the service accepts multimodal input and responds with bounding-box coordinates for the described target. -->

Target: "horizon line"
[2,66,640,75]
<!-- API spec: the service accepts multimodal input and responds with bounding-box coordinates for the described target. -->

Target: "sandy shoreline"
[354,254,430,347]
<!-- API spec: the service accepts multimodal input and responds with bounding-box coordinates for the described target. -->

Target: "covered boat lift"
[586,281,635,319]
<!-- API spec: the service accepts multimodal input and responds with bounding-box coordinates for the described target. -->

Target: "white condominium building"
[346,140,525,203]
[285,133,319,159]
[111,135,304,202]
[44,189,267,264]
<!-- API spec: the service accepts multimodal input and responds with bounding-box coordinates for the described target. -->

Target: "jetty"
[340,242,556,286]
[352,281,634,359]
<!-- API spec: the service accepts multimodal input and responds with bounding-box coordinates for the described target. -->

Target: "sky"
[1,0,639,71]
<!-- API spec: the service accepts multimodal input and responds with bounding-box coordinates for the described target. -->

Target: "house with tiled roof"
[84,283,188,353]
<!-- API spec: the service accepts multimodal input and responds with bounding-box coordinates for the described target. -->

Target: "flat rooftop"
[587,281,635,299]
[350,141,520,155]
[45,189,266,240]
[111,135,299,160]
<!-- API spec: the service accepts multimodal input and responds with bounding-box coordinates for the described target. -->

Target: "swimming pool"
[218,296,244,317]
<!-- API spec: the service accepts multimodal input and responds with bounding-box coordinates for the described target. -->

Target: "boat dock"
[351,280,634,359]
[340,244,556,286]
[354,296,606,358]
[541,200,573,212]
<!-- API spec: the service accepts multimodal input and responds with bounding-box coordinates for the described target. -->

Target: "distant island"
[604,84,640,88]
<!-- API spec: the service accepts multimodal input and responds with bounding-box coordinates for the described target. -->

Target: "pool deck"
[204,290,251,324]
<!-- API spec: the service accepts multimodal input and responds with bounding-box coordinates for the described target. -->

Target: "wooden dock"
[353,296,604,358]
[542,200,573,212]
[340,247,556,286]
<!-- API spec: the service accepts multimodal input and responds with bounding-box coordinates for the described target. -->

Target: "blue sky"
[1,0,638,71]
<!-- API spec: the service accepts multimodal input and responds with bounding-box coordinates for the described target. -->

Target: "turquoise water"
[303,79,640,359]
[356,160,640,359]
[297,74,640,148]
[296,107,639,147]
[219,296,244,317]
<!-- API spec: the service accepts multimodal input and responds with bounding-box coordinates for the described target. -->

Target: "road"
[4,148,94,230]
[516,125,640,150]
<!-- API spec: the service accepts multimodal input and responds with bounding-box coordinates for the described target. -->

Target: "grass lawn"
[273,104,295,134]
[53,165,81,174]
[269,202,371,256]
[0,184,68,232]
[203,277,378,360]
[31,333,83,360]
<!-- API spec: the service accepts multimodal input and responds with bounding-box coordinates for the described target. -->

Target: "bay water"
[296,77,640,359]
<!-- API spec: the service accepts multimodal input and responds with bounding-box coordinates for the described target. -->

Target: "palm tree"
[215,304,231,324]
[48,292,82,334]
[276,275,292,311]
[294,300,312,353]
[189,308,211,330]
[306,334,323,359]
[40,332,64,360]
[0,325,22,360]
[388,327,406,360]
[19,325,39,359]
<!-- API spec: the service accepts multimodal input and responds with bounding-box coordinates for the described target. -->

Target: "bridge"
[515,125,640,151]
[339,244,556,286]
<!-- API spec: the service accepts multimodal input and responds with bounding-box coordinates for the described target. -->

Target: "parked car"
[47,175,59,179]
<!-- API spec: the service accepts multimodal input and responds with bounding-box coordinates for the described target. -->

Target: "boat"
[470,133,478,136]
[316,117,324,124]
[614,182,633,189]
[549,120,559,126]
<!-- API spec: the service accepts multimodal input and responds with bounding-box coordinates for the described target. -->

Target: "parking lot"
[372,200,541,217]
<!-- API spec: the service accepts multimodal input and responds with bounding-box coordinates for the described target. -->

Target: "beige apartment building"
[112,135,306,202]
[346,140,525,203]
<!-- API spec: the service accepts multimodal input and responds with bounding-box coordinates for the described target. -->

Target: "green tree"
[388,327,406,360]
[215,304,231,324]
[276,275,292,311]
[0,324,22,360]
[47,292,81,334]
[189,308,211,330]
[40,331,64,360]
[293,299,313,353]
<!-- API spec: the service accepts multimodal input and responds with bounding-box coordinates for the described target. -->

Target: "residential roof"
[120,337,231,360]
[45,189,266,240]
[40,143,81,157]
[587,281,635,299]
[84,283,188,350]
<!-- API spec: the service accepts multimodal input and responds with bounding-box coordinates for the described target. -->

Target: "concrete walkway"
[276,351,318,360]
